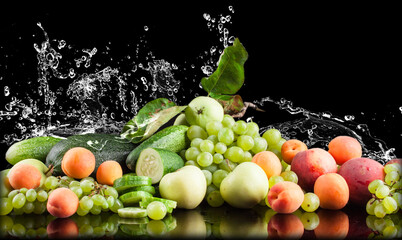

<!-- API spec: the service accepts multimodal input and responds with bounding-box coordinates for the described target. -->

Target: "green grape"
[185,160,200,167]
[280,171,298,183]
[191,138,203,148]
[269,176,284,188]
[206,190,224,207]
[69,180,81,188]
[374,203,387,218]
[218,127,235,146]
[202,163,219,173]
[90,205,102,215]
[11,223,26,237]
[269,138,286,153]
[383,225,398,238]
[200,139,215,154]
[251,137,268,154]
[19,188,28,194]
[197,152,213,167]
[23,202,35,214]
[219,159,237,172]
[206,120,223,136]
[224,146,245,163]
[106,196,115,208]
[202,170,213,186]
[70,186,83,198]
[300,212,320,230]
[147,220,167,236]
[212,169,229,188]
[92,194,107,206]
[301,192,320,212]
[80,179,95,193]
[383,196,398,213]
[384,163,401,174]
[222,114,235,129]
[243,151,253,162]
[245,121,259,137]
[76,205,89,216]
[233,120,247,135]
[262,128,282,147]
[12,193,26,209]
[375,185,391,199]
[147,201,167,220]
[110,199,124,213]
[33,201,46,214]
[25,189,37,202]
[185,147,201,161]
[368,179,385,194]
[206,184,219,197]
[392,192,402,207]
[0,197,13,215]
[215,142,227,154]
[237,135,254,151]
[44,176,59,189]
[36,190,48,202]
[80,196,94,211]
[187,125,208,140]
[366,198,378,215]
[81,176,95,182]
[385,171,400,185]
[104,186,119,199]
[207,135,219,144]
[213,153,224,164]
[8,189,19,200]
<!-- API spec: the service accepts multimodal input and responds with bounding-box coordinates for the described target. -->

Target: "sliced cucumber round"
[118,207,148,218]
[136,148,184,184]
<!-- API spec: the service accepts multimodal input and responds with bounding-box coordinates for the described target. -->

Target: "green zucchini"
[126,125,189,171]
[45,133,136,177]
[113,175,152,193]
[136,148,184,184]
[119,191,153,206]
[6,136,63,165]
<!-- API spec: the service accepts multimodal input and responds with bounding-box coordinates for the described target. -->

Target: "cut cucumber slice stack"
[118,207,148,218]
[119,191,153,206]
[136,148,184,184]
[120,185,156,195]
[113,175,152,193]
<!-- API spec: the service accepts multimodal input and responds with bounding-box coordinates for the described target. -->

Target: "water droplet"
[4,86,10,96]
[144,26,149,31]
[58,40,66,49]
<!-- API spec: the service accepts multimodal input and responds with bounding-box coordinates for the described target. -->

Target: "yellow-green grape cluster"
[366,212,402,239]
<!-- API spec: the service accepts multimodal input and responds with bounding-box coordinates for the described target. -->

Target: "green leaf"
[210,93,244,115]
[201,38,248,95]
[121,98,187,143]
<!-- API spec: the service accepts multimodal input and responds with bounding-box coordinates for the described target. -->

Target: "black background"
[0,2,401,161]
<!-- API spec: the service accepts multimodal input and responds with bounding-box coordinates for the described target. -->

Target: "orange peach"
[314,209,349,239]
[8,163,42,189]
[47,188,79,218]
[251,151,282,179]
[314,173,349,210]
[267,181,304,214]
[47,218,79,239]
[62,147,95,179]
[338,157,384,205]
[281,139,308,164]
[268,213,304,239]
[96,160,123,186]
[291,148,337,192]
[328,136,362,165]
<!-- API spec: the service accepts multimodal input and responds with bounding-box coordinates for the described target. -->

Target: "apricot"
[251,151,282,179]
[314,209,349,239]
[62,147,95,179]
[291,148,337,192]
[328,136,362,165]
[47,188,79,218]
[314,173,349,210]
[267,181,304,214]
[268,213,304,239]
[281,139,308,164]
[47,218,79,239]
[8,163,42,189]
[338,157,384,205]
[96,160,123,186]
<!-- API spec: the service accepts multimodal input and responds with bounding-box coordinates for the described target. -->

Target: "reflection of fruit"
[338,157,385,205]
[251,151,282,179]
[291,148,337,192]
[61,147,96,179]
[268,214,304,239]
[8,164,42,189]
[314,173,349,210]
[96,160,123,186]
[267,181,304,214]
[168,209,206,238]
[47,188,79,218]
[220,162,268,208]
[328,136,362,165]
[185,96,224,129]
[220,208,268,239]
[314,209,349,239]
[47,218,79,239]
[0,169,12,197]
[159,165,206,209]
[281,139,308,164]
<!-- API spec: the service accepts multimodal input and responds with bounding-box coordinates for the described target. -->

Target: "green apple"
[1,169,12,197]
[185,96,224,129]
[7,159,50,187]
[159,165,207,209]
[220,162,269,208]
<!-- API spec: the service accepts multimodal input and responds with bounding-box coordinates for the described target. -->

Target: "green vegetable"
[121,98,187,143]
[45,134,135,177]
[113,175,152,193]
[119,223,148,236]
[139,196,177,213]
[118,207,148,218]
[120,185,156,195]
[126,125,189,171]
[136,148,184,184]
[6,136,63,165]
[119,191,153,206]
